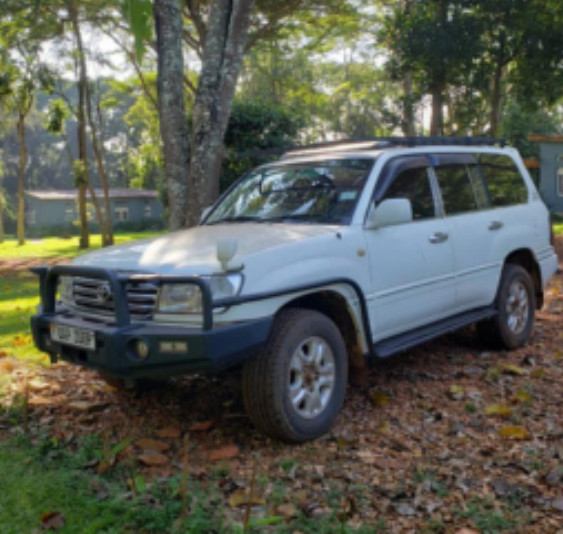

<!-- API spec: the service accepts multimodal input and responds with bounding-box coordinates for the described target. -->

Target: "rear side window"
[478,154,528,207]
[383,166,435,220]
[434,164,477,215]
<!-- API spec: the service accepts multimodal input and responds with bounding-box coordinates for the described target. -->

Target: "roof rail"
[278,136,506,159]
[234,137,506,160]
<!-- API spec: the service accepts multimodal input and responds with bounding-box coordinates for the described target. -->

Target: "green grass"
[0,441,138,534]
[0,274,44,365]
[0,232,164,260]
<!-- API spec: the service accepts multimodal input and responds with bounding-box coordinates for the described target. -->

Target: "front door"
[364,156,456,341]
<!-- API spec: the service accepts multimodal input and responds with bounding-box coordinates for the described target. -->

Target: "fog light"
[135,340,150,359]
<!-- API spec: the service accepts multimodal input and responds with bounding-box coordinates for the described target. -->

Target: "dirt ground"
[2,242,563,533]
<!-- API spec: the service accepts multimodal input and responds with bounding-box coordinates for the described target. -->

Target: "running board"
[373,307,497,358]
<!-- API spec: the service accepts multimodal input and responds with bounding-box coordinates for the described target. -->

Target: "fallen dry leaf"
[209,444,239,461]
[228,488,265,507]
[499,426,532,440]
[502,364,524,376]
[276,503,298,518]
[371,391,390,406]
[67,401,108,414]
[189,420,214,432]
[138,453,170,467]
[136,438,171,452]
[155,427,181,439]
[514,390,532,403]
[40,511,65,530]
[485,404,512,417]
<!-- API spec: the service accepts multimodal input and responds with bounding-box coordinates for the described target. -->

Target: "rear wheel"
[477,264,535,350]
[242,308,348,443]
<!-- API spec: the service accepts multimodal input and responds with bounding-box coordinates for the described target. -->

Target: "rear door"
[364,156,456,341]
[431,153,519,311]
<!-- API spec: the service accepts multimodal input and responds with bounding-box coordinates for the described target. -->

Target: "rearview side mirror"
[365,198,413,230]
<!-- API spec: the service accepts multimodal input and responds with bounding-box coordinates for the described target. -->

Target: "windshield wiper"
[207,215,261,225]
[261,214,328,224]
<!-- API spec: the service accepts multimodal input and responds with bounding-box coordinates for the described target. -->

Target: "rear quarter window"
[477,154,528,207]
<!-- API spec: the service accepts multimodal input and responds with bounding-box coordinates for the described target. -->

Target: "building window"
[115,207,129,221]
[27,210,36,225]
[144,204,152,217]
[65,208,74,221]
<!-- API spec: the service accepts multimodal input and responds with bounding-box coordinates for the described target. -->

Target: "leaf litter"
[1,261,563,532]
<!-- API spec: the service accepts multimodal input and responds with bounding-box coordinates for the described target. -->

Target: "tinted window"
[383,166,435,220]
[467,164,490,209]
[435,164,477,215]
[478,154,528,206]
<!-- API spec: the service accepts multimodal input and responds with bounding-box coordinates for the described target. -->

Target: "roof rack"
[234,137,506,160]
[278,136,506,160]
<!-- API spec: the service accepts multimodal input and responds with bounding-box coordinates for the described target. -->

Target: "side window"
[478,154,528,206]
[434,164,477,215]
[382,166,435,220]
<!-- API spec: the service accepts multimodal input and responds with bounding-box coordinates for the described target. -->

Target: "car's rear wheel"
[242,308,348,443]
[477,264,536,349]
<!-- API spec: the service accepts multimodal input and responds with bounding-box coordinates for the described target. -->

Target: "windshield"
[206,158,375,225]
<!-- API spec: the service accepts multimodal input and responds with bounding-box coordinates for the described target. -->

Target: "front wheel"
[477,264,536,350]
[242,309,348,443]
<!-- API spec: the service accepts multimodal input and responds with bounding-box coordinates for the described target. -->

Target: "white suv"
[31,138,558,442]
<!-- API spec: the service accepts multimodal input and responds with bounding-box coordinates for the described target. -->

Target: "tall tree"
[153,0,190,230]
[186,0,256,226]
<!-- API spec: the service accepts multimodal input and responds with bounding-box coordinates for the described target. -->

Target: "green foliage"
[120,0,153,60]
[502,102,563,159]
[221,99,305,190]
[72,160,87,187]
[46,99,70,135]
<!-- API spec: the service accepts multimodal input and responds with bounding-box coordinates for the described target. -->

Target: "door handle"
[488,221,503,231]
[429,232,448,244]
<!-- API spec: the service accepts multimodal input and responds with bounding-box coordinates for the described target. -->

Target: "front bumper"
[30,265,273,379]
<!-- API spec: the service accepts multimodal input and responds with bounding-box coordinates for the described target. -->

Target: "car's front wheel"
[478,264,536,349]
[242,308,348,443]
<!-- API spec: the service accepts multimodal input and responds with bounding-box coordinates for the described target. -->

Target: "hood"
[72,223,338,274]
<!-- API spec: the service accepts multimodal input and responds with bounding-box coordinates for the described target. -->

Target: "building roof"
[25,189,159,200]
[528,134,563,144]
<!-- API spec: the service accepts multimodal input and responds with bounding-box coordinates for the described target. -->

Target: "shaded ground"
[2,241,563,532]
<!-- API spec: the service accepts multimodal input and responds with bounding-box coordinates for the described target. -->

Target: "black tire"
[477,264,536,350]
[242,308,348,443]
[97,372,166,393]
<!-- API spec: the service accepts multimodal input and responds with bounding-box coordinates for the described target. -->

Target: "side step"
[373,307,497,358]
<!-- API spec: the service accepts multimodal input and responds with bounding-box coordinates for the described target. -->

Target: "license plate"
[50,324,96,350]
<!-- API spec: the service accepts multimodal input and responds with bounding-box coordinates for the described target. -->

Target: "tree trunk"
[85,71,114,245]
[489,62,504,138]
[16,113,27,246]
[186,0,256,226]
[0,183,4,244]
[69,3,90,249]
[402,72,416,136]
[154,0,190,230]
[430,83,444,136]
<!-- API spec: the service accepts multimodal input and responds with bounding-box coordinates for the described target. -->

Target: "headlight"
[58,276,73,303]
[156,274,243,314]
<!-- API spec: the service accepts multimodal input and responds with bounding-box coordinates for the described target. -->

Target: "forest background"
[1,0,563,246]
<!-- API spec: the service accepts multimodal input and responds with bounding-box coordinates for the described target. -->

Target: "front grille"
[70,277,158,321]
